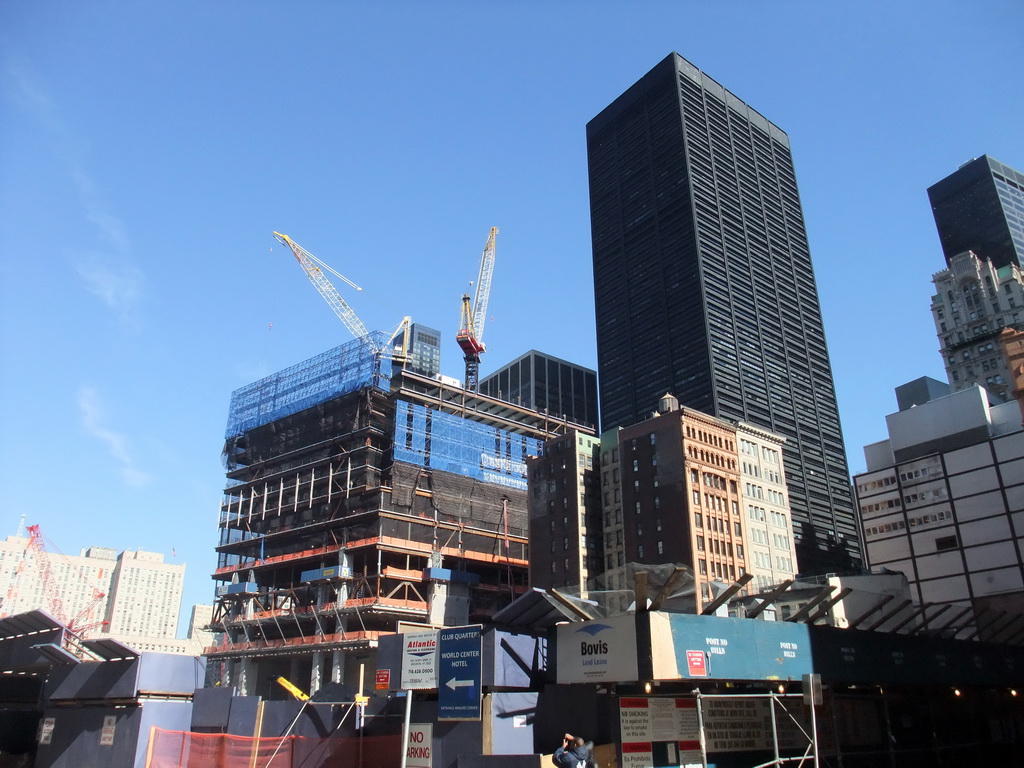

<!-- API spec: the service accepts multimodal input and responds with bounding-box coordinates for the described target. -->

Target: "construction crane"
[0,525,108,659]
[456,227,498,391]
[272,231,411,372]
[23,525,108,636]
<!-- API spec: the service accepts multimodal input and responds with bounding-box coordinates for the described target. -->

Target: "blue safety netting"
[225,334,391,438]
[392,400,541,490]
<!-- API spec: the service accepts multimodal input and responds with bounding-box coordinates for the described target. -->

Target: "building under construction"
[207,335,592,697]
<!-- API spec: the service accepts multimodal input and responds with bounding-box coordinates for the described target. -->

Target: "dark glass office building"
[928,156,1024,270]
[402,322,442,378]
[587,53,860,574]
[478,350,599,430]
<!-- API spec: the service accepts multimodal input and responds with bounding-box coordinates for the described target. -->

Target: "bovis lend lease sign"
[556,614,639,683]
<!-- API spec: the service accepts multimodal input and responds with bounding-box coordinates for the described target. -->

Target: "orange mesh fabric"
[147,728,403,768]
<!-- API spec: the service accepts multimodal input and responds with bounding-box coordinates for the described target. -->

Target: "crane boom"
[26,525,69,627]
[471,227,498,343]
[273,232,372,345]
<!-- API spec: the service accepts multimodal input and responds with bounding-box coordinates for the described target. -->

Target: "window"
[696,536,705,551]
[936,535,959,552]
[694,512,703,528]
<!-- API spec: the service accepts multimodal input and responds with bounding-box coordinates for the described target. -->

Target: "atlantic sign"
[556,614,639,683]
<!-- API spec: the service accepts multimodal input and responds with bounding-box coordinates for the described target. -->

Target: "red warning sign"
[685,650,708,677]
[375,669,391,690]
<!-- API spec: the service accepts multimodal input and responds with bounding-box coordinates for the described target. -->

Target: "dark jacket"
[553,742,594,768]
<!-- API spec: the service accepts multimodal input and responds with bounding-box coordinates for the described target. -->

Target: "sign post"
[438,625,482,720]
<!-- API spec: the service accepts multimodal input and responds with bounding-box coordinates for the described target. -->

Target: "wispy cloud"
[76,255,144,331]
[77,386,152,487]
[8,61,144,327]
[10,64,54,113]
[72,168,131,255]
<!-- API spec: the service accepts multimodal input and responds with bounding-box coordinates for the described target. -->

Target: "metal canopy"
[0,609,63,640]
[491,588,591,630]
[32,642,81,666]
[81,637,140,661]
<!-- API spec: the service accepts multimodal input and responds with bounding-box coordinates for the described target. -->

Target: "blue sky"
[2,1,1021,635]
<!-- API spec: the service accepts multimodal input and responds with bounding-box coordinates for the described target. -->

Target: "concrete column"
[310,651,324,696]
[237,657,255,696]
[331,649,346,684]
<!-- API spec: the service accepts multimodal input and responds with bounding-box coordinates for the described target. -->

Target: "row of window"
[738,440,781,465]
[750,551,793,572]
[860,497,902,515]
[856,473,897,494]
[864,510,953,538]
[903,487,947,506]
[685,426,734,452]
[694,512,742,536]
[899,466,937,483]
[693,491,739,515]
[696,536,743,559]
[687,445,737,470]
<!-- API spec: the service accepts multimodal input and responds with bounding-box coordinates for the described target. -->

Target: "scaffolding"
[392,400,541,490]
[225,333,390,439]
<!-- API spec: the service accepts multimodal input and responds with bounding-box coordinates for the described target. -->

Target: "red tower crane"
[21,525,109,636]
[456,227,498,391]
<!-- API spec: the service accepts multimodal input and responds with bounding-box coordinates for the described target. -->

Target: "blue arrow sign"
[437,625,482,721]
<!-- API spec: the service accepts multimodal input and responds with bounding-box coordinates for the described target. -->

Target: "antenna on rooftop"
[15,514,25,538]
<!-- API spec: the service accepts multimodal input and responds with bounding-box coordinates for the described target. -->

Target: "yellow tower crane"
[272,232,411,370]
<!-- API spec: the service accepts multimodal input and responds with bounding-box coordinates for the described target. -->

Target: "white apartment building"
[932,250,1024,402]
[104,549,185,638]
[854,383,1024,615]
[0,538,115,628]
[0,535,186,643]
[737,422,797,590]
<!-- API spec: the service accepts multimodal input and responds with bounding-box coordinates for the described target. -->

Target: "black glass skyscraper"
[928,155,1024,270]
[587,53,860,574]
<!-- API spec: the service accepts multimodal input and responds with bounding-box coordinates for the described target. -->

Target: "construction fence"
[146,728,402,768]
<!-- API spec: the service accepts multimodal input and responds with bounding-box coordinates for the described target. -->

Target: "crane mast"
[457,227,498,391]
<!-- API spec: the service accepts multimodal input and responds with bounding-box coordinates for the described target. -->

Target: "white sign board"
[99,715,117,746]
[406,723,433,768]
[38,717,55,746]
[557,614,638,683]
[619,697,701,767]
[402,631,438,689]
